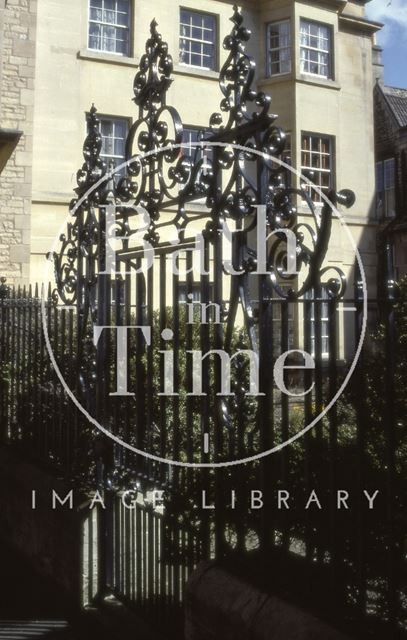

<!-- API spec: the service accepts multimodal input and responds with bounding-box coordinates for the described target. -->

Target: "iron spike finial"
[71,102,107,205]
[231,4,243,26]
[0,277,9,300]
[133,19,173,109]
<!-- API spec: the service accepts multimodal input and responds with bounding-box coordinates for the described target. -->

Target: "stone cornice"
[339,13,383,34]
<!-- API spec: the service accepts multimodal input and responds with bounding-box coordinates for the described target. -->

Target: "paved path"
[0,543,80,639]
[0,543,167,640]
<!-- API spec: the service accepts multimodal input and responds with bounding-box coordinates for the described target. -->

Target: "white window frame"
[88,0,131,57]
[179,8,217,71]
[270,131,292,188]
[301,133,333,204]
[182,127,212,163]
[271,291,295,356]
[88,115,129,177]
[376,158,396,219]
[282,131,292,187]
[305,289,330,360]
[300,19,332,80]
[179,282,203,303]
[266,20,292,77]
[181,127,213,201]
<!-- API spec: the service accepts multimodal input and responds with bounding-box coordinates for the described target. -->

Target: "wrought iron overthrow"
[52,6,354,315]
[48,6,356,469]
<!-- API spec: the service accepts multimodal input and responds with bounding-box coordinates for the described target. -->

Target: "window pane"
[114,139,125,156]
[384,158,395,189]
[179,46,188,63]
[203,43,213,56]
[191,53,201,66]
[203,15,214,30]
[311,153,321,168]
[309,35,320,49]
[117,12,129,27]
[105,25,116,38]
[309,22,319,36]
[115,120,127,138]
[103,137,114,155]
[319,25,329,39]
[280,21,289,37]
[192,12,202,26]
[104,9,115,23]
[90,8,102,21]
[321,155,330,170]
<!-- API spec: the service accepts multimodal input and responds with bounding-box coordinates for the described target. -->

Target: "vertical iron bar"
[328,295,339,591]
[354,275,367,620]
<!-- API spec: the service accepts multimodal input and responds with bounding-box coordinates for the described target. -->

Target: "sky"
[365,0,407,88]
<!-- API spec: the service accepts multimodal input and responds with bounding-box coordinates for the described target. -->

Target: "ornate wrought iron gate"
[50,8,355,471]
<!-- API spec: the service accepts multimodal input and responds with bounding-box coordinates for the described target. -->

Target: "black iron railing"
[1,278,406,638]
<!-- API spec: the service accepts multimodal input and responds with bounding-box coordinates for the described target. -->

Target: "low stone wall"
[185,561,352,640]
[0,446,86,609]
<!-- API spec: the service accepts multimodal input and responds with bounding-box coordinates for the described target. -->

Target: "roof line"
[379,85,407,129]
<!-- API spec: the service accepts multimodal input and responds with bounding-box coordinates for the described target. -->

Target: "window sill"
[297,203,323,216]
[173,64,219,81]
[296,202,379,225]
[77,49,139,67]
[259,73,294,86]
[32,193,73,205]
[296,74,341,91]
[186,199,210,212]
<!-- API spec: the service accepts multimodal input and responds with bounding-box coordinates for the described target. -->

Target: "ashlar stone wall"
[0,0,37,286]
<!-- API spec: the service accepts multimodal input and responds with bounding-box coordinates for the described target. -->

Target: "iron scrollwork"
[48,7,356,469]
[49,105,109,308]
[52,9,354,312]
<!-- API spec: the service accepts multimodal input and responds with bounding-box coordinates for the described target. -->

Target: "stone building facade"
[0,0,381,298]
[0,0,37,286]
[27,0,380,296]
